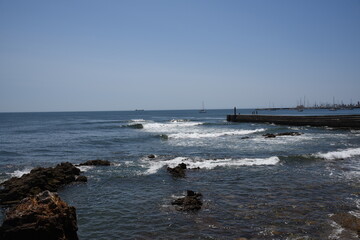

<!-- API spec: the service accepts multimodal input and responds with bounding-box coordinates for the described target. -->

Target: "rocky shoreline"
[0,160,110,240]
[1,157,360,239]
[0,191,78,240]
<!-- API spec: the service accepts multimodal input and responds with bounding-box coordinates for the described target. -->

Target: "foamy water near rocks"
[0,162,81,205]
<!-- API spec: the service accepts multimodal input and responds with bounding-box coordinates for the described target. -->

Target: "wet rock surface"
[167,163,187,178]
[0,162,81,205]
[79,160,111,166]
[277,132,302,136]
[172,190,203,211]
[263,132,302,138]
[263,133,276,138]
[0,190,78,240]
[331,212,360,236]
[147,154,156,159]
[75,175,88,182]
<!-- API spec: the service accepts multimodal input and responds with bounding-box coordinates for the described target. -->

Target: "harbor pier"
[227,114,360,129]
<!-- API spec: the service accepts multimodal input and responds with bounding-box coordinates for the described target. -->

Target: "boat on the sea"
[199,102,207,113]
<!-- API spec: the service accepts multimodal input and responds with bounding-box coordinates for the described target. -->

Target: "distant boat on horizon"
[199,101,207,113]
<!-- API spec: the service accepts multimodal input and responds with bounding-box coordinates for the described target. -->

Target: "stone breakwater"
[227,114,360,129]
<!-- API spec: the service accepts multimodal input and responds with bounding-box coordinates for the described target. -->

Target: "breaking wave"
[140,118,265,140]
[143,121,203,132]
[8,168,32,178]
[141,156,280,175]
[168,129,265,139]
[77,165,94,172]
[314,147,360,160]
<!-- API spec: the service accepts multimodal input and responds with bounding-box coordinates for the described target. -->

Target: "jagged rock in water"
[276,132,302,136]
[75,175,88,182]
[263,132,302,138]
[0,190,78,240]
[128,123,144,129]
[167,163,187,178]
[263,133,276,138]
[0,162,81,205]
[171,190,203,211]
[331,212,360,237]
[79,160,111,166]
[148,154,156,159]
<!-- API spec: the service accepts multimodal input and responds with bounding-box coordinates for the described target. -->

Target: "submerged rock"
[263,133,276,138]
[0,162,81,205]
[331,212,360,236]
[263,132,302,138]
[0,190,78,240]
[167,163,187,178]
[171,190,203,211]
[160,134,169,140]
[277,132,302,136]
[79,160,111,166]
[75,175,88,182]
[128,123,144,129]
[148,154,156,159]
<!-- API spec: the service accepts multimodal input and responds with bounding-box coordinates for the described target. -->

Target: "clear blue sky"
[1,0,359,112]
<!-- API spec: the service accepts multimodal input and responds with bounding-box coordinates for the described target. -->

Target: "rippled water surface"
[1,109,360,239]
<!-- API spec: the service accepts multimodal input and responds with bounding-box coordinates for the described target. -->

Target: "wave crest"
[141,156,280,175]
[168,129,265,139]
[314,147,360,160]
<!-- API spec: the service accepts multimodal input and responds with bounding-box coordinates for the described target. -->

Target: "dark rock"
[148,154,155,159]
[128,123,143,129]
[167,163,187,178]
[178,163,187,169]
[0,162,81,205]
[263,133,276,138]
[75,175,87,182]
[191,167,201,170]
[0,191,78,240]
[277,132,302,136]
[241,136,250,139]
[186,190,196,196]
[171,190,203,211]
[160,134,169,140]
[79,160,111,166]
[331,212,360,236]
[263,132,302,138]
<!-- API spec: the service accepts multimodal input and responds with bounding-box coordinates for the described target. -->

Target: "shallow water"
[1,109,360,239]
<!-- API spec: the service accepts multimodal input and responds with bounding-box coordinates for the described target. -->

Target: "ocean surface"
[1,108,360,239]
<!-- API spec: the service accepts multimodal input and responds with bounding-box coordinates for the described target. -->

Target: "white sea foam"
[77,165,94,172]
[141,156,280,175]
[168,129,265,139]
[315,147,360,160]
[9,168,32,178]
[143,121,202,133]
[142,119,265,140]
[130,119,146,123]
[328,219,344,239]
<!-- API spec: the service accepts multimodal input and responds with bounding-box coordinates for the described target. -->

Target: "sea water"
[1,109,360,239]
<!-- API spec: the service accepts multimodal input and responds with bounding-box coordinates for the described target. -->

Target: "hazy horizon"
[1,0,359,112]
